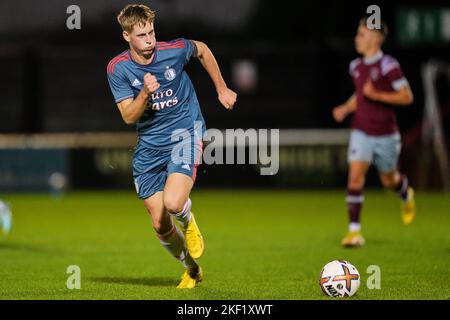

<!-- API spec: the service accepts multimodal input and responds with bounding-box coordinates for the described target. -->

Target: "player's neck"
[129,48,155,65]
[363,47,381,60]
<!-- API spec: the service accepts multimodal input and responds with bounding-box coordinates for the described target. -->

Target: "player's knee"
[348,175,364,189]
[164,197,185,214]
[380,175,396,188]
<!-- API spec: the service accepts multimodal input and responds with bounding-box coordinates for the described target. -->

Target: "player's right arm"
[117,73,160,125]
[332,94,357,123]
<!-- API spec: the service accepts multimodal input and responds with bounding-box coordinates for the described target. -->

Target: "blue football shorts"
[347,129,401,173]
[132,139,203,199]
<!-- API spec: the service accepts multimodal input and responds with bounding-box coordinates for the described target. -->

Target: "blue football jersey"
[107,38,205,150]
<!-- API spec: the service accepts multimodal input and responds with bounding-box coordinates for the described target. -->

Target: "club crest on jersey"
[164,67,177,81]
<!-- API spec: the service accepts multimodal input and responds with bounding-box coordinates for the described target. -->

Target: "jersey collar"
[363,50,383,65]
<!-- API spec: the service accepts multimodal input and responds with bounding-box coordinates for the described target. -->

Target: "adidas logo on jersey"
[132,79,142,87]
[182,164,191,171]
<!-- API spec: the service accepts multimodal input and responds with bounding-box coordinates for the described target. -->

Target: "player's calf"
[163,173,204,259]
[156,224,198,269]
[152,219,174,238]
[163,172,194,227]
[380,171,410,201]
[166,198,205,259]
[380,171,416,224]
[393,173,410,202]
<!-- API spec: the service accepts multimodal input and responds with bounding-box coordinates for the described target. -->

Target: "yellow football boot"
[177,266,203,289]
[341,231,365,247]
[182,212,204,259]
[402,187,416,225]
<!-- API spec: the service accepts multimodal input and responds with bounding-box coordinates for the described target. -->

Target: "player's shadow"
[90,276,178,287]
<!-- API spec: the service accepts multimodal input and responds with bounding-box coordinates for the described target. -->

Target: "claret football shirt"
[349,51,409,136]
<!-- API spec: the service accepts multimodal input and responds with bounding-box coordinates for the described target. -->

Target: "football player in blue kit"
[0,200,12,235]
[107,4,237,288]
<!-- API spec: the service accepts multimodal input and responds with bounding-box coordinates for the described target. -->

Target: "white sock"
[171,198,192,229]
[159,226,197,268]
[349,222,361,232]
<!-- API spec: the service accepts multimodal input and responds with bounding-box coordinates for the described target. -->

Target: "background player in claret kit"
[106,4,237,288]
[332,18,415,247]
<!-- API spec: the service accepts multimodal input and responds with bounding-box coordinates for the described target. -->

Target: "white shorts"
[348,129,401,173]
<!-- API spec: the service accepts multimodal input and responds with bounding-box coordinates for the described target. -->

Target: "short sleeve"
[182,38,194,65]
[106,65,134,103]
[349,58,361,77]
[381,56,409,91]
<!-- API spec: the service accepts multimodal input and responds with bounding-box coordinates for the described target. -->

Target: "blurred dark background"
[0,0,449,191]
[1,0,449,133]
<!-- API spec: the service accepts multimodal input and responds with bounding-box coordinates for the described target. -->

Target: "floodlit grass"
[0,190,448,299]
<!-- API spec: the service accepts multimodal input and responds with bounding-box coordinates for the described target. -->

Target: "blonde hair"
[117,4,155,33]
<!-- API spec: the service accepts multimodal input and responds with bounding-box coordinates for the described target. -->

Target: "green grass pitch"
[0,189,448,300]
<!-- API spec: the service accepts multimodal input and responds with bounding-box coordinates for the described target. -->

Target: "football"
[319,260,360,297]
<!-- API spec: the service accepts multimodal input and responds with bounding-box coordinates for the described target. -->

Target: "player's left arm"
[190,40,237,110]
[363,80,413,105]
